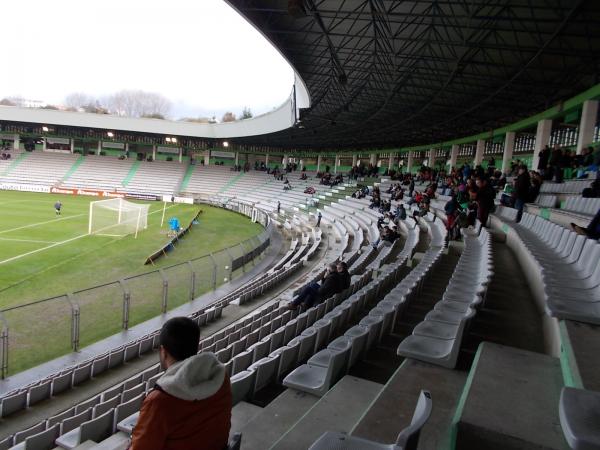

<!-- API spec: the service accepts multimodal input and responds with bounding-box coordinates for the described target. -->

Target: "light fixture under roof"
[107,131,114,138]
[42,126,49,132]
[223,141,229,147]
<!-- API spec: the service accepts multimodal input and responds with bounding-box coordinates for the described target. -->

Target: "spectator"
[475,177,495,227]
[287,263,341,310]
[130,317,231,450]
[513,165,530,222]
[316,211,322,227]
[537,145,550,178]
[337,261,351,290]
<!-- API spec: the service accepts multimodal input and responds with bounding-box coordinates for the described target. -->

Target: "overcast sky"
[0,0,294,119]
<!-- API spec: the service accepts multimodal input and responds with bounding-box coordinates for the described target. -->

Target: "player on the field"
[54,200,62,216]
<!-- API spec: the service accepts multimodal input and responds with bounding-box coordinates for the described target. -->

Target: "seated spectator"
[395,204,407,221]
[337,261,351,290]
[130,317,231,450]
[582,179,600,198]
[571,207,600,240]
[287,263,341,310]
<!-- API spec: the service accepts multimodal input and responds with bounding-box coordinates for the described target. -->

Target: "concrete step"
[465,241,545,356]
[453,342,568,450]
[232,401,263,433]
[270,376,383,450]
[352,358,467,450]
[236,389,319,449]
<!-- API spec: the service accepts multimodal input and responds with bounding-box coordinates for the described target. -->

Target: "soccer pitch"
[0,190,263,374]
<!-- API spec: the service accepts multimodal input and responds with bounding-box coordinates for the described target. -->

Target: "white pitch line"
[0,237,58,244]
[0,213,86,235]
[0,204,177,265]
[0,233,89,265]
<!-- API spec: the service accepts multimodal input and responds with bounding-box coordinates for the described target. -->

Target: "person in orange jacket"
[130,317,231,450]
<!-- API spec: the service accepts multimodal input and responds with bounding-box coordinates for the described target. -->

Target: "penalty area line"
[0,233,90,265]
[0,213,86,235]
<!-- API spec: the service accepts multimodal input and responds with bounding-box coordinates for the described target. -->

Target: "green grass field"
[0,190,263,374]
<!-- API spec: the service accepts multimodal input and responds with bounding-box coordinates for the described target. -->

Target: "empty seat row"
[496,207,600,324]
[397,228,493,368]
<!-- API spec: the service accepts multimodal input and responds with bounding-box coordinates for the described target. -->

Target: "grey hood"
[157,352,225,401]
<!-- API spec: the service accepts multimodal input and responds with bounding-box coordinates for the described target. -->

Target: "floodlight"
[166,137,172,143]
[171,137,177,143]
[107,131,114,138]
[223,141,229,147]
[42,126,49,132]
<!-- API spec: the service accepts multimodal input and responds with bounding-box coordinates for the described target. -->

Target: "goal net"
[88,198,150,238]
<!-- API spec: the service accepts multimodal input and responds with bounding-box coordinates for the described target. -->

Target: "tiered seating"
[535,194,558,208]
[183,165,241,196]
[0,150,24,175]
[1,152,77,186]
[496,207,600,324]
[397,228,493,368]
[118,160,186,196]
[59,155,134,192]
[539,180,591,195]
[562,196,600,218]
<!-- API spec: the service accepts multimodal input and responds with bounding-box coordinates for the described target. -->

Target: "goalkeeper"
[54,200,62,216]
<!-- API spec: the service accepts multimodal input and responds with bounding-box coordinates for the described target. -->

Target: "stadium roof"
[225,0,600,150]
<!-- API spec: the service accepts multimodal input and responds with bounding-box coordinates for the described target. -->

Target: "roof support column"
[533,119,552,170]
[334,154,340,174]
[449,144,459,170]
[502,132,516,175]
[407,152,414,173]
[152,145,157,161]
[178,147,182,163]
[97,141,102,156]
[204,150,210,166]
[388,154,395,170]
[428,148,436,168]
[474,139,485,166]
[264,153,269,167]
[42,137,47,152]
[369,153,377,166]
[317,154,322,172]
[352,154,357,167]
[235,152,239,166]
[13,134,19,150]
[576,100,598,155]
[70,139,75,154]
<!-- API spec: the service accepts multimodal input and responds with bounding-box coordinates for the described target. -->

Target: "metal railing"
[0,201,272,378]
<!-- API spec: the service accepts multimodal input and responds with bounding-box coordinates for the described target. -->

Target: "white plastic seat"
[282,343,350,397]
[559,387,600,450]
[308,390,432,450]
[56,408,115,449]
[230,370,256,406]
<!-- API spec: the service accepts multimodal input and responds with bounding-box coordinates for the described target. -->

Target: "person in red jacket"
[130,317,231,450]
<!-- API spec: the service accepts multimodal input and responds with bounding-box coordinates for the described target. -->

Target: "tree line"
[0,91,253,123]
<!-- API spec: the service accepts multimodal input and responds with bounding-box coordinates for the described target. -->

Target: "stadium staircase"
[0,152,29,176]
[120,161,140,187]
[177,163,195,193]
[59,156,85,184]
[218,171,246,194]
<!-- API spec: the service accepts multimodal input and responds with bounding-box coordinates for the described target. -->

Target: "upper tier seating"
[1,152,78,186]
[60,156,134,192]
[118,160,187,196]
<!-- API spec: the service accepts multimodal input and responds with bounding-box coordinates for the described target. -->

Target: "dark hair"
[337,261,348,270]
[159,317,200,361]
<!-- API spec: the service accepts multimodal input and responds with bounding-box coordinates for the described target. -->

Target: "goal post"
[89,198,150,238]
